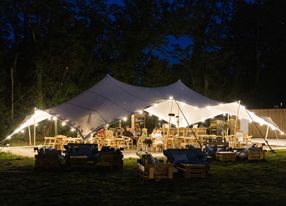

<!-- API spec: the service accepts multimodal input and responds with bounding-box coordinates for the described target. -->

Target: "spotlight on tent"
[138,110,143,114]
[35,123,39,126]
[281,132,285,135]
[61,121,66,126]
[153,103,158,107]
[21,130,25,134]
[6,136,11,140]
[169,96,173,100]
[194,106,198,110]
[122,117,127,122]
[148,113,152,117]
[207,106,211,109]
[70,128,75,132]
[52,116,57,121]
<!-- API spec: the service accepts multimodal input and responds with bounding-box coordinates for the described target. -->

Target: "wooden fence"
[249,109,286,138]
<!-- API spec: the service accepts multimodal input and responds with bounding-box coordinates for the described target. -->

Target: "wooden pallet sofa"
[236,143,266,161]
[163,148,209,178]
[137,152,173,181]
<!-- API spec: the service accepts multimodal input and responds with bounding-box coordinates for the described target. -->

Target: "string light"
[70,128,75,132]
[138,110,143,114]
[21,130,25,134]
[122,117,127,121]
[61,121,66,126]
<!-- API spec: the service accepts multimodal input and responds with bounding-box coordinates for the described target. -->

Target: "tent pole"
[265,125,269,140]
[245,109,275,152]
[119,120,122,128]
[33,107,36,146]
[174,100,202,149]
[167,99,174,137]
[54,118,58,136]
[233,101,241,147]
[28,126,32,146]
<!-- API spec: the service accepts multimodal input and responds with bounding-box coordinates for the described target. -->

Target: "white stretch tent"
[6,109,52,139]
[145,100,284,133]
[5,74,284,140]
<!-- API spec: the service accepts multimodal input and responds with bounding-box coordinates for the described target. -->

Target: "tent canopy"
[145,100,284,133]
[6,74,284,139]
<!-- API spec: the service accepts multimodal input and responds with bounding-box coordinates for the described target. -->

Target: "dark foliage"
[0,0,285,137]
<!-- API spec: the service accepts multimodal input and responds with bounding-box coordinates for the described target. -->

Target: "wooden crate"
[247,150,266,160]
[137,163,173,180]
[176,164,209,178]
[216,152,236,161]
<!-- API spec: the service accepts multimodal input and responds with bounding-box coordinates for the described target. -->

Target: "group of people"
[96,126,165,149]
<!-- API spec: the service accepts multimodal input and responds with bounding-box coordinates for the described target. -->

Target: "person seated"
[151,128,164,151]
[96,128,105,137]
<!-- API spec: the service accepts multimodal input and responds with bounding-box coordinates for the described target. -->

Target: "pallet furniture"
[34,148,62,170]
[176,163,209,178]
[216,151,236,161]
[247,150,266,160]
[163,148,209,178]
[137,152,173,180]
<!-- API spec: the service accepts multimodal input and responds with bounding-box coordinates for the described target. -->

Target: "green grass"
[1,151,286,206]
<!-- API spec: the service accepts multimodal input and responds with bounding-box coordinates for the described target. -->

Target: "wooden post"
[119,120,122,128]
[234,101,241,146]
[28,126,32,146]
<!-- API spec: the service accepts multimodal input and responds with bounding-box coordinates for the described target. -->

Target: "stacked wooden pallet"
[216,151,236,161]
[176,163,209,178]
[247,150,266,160]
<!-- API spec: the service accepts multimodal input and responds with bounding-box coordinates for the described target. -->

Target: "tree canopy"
[0,0,285,137]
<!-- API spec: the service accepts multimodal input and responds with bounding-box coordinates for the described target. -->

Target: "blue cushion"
[172,153,189,164]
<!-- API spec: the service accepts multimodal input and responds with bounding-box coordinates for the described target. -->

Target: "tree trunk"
[10,54,18,120]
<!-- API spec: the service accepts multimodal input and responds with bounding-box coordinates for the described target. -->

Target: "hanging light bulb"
[21,130,25,134]
[70,128,75,132]
[122,117,127,122]
[61,121,66,126]
[169,96,173,100]
[138,110,143,114]
[52,116,57,121]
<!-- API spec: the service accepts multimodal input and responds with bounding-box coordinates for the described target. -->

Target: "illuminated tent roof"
[6,74,284,139]
[145,100,284,133]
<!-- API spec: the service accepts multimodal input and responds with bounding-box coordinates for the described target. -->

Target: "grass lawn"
[0,151,286,206]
